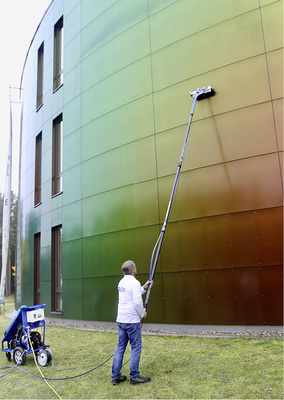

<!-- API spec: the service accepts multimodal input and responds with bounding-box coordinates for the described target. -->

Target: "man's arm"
[141,280,153,294]
[133,281,146,319]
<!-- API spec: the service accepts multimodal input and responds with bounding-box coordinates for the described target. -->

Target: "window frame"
[53,16,64,91]
[51,225,63,313]
[52,114,63,197]
[34,132,42,206]
[36,42,44,110]
[34,233,41,305]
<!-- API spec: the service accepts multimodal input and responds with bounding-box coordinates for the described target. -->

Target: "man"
[111,260,153,385]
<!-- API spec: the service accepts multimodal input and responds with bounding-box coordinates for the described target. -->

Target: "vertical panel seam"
[258,0,283,192]
[147,0,165,321]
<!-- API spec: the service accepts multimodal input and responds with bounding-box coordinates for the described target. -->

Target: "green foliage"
[9,191,18,267]
[0,193,3,259]
[0,191,18,289]
[0,305,283,399]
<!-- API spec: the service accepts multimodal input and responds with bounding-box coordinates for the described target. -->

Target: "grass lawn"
[0,298,283,399]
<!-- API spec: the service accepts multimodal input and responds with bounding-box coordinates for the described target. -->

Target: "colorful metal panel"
[17,0,283,326]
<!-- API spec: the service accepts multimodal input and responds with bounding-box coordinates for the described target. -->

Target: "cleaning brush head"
[190,86,215,100]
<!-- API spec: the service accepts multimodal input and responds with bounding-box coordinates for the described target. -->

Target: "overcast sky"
[0,0,51,195]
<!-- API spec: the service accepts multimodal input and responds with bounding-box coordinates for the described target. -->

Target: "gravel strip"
[5,308,282,339]
[46,320,283,339]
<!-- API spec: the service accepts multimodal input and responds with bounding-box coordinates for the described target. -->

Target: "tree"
[0,192,3,268]
[10,192,18,268]
[0,191,18,295]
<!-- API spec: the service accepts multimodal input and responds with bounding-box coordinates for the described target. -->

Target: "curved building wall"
[17,0,283,325]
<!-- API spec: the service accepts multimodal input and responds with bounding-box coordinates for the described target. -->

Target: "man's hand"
[143,280,153,290]
[142,310,147,319]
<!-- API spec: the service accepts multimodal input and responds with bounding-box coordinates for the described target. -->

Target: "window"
[37,42,44,109]
[34,132,42,206]
[52,114,63,196]
[34,233,41,305]
[53,16,63,91]
[51,225,62,312]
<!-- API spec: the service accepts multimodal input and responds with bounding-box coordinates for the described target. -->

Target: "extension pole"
[144,86,215,309]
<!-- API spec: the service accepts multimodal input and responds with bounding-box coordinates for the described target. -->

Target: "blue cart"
[2,304,53,366]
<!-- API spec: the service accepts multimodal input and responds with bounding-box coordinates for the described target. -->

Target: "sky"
[0,0,51,195]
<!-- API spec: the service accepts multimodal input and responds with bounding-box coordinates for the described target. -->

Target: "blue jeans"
[111,322,142,380]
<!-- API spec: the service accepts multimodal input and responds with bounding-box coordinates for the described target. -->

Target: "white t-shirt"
[116,275,146,323]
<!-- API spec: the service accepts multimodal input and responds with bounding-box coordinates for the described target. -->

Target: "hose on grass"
[27,330,62,399]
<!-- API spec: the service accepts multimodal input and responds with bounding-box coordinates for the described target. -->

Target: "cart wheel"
[5,352,11,362]
[13,347,26,366]
[45,348,53,363]
[37,349,48,366]
[37,348,53,366]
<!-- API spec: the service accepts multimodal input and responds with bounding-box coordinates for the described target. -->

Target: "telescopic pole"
[144,86,215,309]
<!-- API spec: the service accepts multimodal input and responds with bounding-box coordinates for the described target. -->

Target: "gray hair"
[122,260,135,275]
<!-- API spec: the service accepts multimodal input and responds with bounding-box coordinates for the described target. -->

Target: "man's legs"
[127,323,151,384]
[111,322,150,385]
[111,323,128,380]
[127,323,142,379]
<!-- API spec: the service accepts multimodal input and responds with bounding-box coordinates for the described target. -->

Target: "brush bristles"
[190,86,215,100]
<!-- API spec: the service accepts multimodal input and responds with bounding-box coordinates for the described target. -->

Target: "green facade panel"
[150,1,261,53]
[40,281,52,314]
[82,137,157,198]
[82,276,118,322]
[62,201,82,240]
[82,226,159,278]
[151,10,265,92]
[62,239,82,279]
[40,246,51,282]
[81,20,150,91]
[81,180,159,237]
[81,95,155,161]
[16,0,283,326]
[62,278,83,319]
[81,58,153,125]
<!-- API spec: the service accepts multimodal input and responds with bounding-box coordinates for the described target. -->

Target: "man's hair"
[122,260,135,275]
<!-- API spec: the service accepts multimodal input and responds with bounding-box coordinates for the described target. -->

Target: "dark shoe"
[112,375,127,385]
[130,375,151,385]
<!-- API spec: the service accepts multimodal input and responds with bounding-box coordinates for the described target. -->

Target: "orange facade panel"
[161,207,283,272]
[162,265,283,325]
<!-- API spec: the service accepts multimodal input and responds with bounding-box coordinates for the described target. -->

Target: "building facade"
[17,0,283,326]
